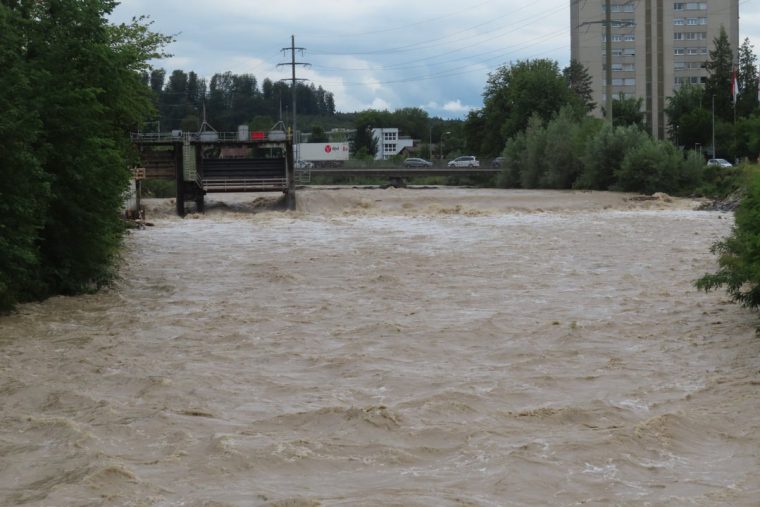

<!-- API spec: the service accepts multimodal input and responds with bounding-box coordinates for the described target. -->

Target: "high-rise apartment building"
[571,1,739,139]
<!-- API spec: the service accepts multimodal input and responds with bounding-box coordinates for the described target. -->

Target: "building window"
[674,47,685,55]
[674,32,706,41]
[674,18,685,25]
[687,17,707,25]
[604,47,636,57]
[675,76,707,85]
[674,2,706,10]
[605,2,636,12]
[686,47,708,55]
[602,34,625,42]
[624,34,635,41]
[611,19,635,28]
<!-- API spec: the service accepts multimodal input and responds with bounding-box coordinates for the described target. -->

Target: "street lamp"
[440,131,451,160]
[429,126,433,160]
[711,94,716,158]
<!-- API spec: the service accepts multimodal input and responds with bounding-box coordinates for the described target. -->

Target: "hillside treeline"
[146,69,336,132]
[0,1,169,311]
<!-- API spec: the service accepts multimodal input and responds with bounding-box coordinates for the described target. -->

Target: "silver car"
[447,156,480,168]
[403,157,433,168]
[707,158,732,168]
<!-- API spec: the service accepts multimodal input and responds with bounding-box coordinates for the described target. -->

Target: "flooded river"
[1,188,759,506]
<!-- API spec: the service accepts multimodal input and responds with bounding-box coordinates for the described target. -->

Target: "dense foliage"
[147,69,336,132]
[697,172,760,308]
[0,1,169,311]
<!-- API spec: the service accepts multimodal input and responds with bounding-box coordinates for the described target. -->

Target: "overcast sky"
[110,0,760,119]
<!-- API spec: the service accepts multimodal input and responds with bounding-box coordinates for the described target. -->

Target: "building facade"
[370,128,415,160]
[571,0,739,139]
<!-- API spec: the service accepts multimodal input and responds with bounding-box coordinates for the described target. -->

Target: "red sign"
[251,131,266,140]
[324,145,332,153]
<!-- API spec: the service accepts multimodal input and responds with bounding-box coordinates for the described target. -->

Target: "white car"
[295,160,314,169]
[447,156,480,168]
[707,158,732,168]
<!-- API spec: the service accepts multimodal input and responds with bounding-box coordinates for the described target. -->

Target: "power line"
[277,35,310,138]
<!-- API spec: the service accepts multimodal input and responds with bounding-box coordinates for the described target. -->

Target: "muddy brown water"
[1,189,759,506]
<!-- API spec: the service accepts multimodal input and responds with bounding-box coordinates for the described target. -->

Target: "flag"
[732,68,739,104]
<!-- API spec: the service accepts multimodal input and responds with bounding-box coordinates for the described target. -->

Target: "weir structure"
[131,128,295,216]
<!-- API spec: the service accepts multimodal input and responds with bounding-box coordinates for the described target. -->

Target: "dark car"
[491,157,505,168]
[403,157,433,168]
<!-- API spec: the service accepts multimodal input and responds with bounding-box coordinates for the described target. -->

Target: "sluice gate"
[131,131,295,216]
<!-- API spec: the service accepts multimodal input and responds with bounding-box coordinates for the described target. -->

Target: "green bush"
[697,172,760,308]
[577,124,649,190]
[615,139,695,195]
[697,163,746,198]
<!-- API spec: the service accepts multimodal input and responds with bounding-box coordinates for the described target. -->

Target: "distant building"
[571,0,739,139]
[371,128,415,160]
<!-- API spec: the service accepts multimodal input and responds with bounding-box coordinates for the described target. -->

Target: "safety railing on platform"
[199,177,288,192]
[131,130,289,143]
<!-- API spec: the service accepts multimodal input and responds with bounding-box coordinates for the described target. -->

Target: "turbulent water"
[1,189,759,506]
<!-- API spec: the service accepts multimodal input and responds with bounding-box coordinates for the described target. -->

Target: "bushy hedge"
[697,171,760,308]
[498,111,716,196]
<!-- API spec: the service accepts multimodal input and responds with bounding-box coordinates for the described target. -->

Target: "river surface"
[1,189,759,506]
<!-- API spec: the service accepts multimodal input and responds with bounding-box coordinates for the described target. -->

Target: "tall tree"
[28,0,170,297]
[603,94,645,129]
[0,4,49,310]
[468,59,573,156]
[736,37,758,118]
[665,82,705,144]
[563,59,596,113]
[704,26,735,122]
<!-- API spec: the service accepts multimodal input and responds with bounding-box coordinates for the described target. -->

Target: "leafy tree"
[563,59,596,113]
[16,0,170,300]
[498,129,526,188]
[518,115,549,188]
[249,115,275,131]
[665,83,705,144]
[0,5,48,310]
[603,94,645,129]
[310,125,328,143]
[736,37,758,118]
[697,172,760,309]
[541,108,601,188]
[704,26,735,122]
[468,59,573,156]
[734,115,760,160]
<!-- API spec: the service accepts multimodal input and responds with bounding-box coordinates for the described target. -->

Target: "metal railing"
[200,177,288,192]
[131,131,289,143]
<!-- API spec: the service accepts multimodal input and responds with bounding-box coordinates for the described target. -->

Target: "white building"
[371,128,414,160]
